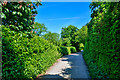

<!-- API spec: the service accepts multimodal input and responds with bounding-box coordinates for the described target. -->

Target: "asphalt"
[37,51,91,80]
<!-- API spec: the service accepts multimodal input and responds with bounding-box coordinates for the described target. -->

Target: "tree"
[42,31,60,46]
[74,25,88,45]
[61,25,78,47]
[61,25,78,39]
[2,1,42,32]
[71,25,88,51]
[62,38,71,47]
[32,22,47,36]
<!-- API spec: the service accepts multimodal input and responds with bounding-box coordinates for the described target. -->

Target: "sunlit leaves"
[42,31,60,46]
[61,25,79,48]
[2,25,61,79]
[2,2,41,33]
[83,2,120,78]
[33,22,47,36]
[1,13,6,19]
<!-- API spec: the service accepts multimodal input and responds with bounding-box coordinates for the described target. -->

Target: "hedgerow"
[79,43,84,51]
[58,46,71,55]
[59,46,67,55]
[83,2,120,78]
[70,47,77,53]
[2,25,61,79]
[66,47,71,55]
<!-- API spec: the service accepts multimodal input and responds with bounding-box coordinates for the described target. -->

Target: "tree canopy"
[61,25,78,39]
[42,31,60,46]
[61,25,87,51]
[2,2,41,33]
[33,22,47,36]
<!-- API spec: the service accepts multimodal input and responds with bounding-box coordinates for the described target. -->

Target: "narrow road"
[37,51,91,80]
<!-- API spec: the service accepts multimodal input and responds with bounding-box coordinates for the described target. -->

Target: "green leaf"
[16,27,19,31]
[12,11,16,15]
[1,13,6,19]
[22,7,24,11]
[19,25,23,30]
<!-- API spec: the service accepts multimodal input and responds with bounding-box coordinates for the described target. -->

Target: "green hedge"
[58,46,77,55]
[66,47,71,55]
[2,25,61,79]
[58,46,71,55]
[83,3,120,78]
[70,47,77,53]
[79,43,84,51]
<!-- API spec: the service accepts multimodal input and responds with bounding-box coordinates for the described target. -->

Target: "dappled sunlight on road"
[37,52,91,80]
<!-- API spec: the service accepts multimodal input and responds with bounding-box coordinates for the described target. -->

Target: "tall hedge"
[2,25,61,79]
[83,2,120,78]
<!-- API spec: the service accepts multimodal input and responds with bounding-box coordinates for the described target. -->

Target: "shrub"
[66,47,71,55]
[2,25,61,79]
[70,47,77,53]
[59,46,67,55]
[79,43,84,51]
[57,46,61,53]
[59,46,71,55]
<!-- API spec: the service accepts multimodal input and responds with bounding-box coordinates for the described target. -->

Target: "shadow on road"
[36,74,90,80]
[61,51,90,79]
[36,74,66,80]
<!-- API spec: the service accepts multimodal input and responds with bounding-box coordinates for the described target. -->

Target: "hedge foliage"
[58,46,77,55]
[79,43,84,51]
[58,46,73,55]
[2,25,61,79]
[59,46,68,55]
[83,2,120,78]
[70,47,77,53]
[66,47,71,55]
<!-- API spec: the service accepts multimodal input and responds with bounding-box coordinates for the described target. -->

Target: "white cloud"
[47,17,82,20]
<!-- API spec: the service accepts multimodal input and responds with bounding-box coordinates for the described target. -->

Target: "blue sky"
[35,2,92,34]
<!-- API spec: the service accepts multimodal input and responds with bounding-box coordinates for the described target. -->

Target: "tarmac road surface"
[37,51,91,80]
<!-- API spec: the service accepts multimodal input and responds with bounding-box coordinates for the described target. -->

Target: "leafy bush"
[57,46,61,53]
[2,25,61,79]
[66,47,71,55]
[70,47,77,53]
[59,46,67,55]
[79,43,84,51]
[59,46,71,55]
